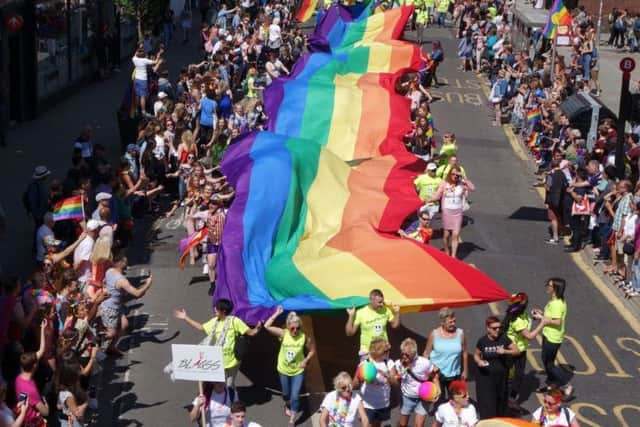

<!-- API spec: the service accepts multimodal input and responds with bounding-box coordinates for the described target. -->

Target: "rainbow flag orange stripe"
[543,0,572,39]
[179,228,208,270]
[527,108,541,124]
[295,0,318,22]
[52,195,83,222]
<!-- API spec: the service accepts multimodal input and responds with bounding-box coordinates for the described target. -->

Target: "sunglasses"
[544,399,558,405]
[454,393,469,399]
[289,326,299,332]
[339,386,352,392]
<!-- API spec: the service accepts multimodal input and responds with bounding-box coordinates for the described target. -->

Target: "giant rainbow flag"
[214,4,509,323]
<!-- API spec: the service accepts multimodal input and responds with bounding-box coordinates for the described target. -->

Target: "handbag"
[623,242,635,256]
[571,198,591,216]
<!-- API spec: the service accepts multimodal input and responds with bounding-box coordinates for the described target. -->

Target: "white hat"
[95,192,112,202]
[158,91,168,99]
[32,165,51,179]
[43,235,63,247]
[426,162,437,171]
[86,219,101,231]
[226,35,233,42]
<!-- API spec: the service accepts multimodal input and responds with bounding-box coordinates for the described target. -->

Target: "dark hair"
[604,165,617,179]
[547,277,566,300]
[485,316,500,327]
[369,289,384,299]
[113,251,127,264]
[20,352,38,372]
[215,298,233,315]
[230,401,247,414]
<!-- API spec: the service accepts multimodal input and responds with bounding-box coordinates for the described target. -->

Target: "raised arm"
[345,306,358,336]
[174,308,205,331]
[264,306,285,338]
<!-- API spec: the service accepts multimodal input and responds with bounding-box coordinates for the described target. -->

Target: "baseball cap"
[86,219,101,231]
[126,144,139,152]
[43,235,63,248]
[426,162,437,171]
[95,192,112,202]
[157,91,168,99]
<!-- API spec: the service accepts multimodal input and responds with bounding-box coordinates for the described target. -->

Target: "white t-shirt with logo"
[394,356,434,398]
[132,56,154,81]
[531,406,576,426]
[434,401,479,426]
[360,359,395,410]
[192,389,233,427]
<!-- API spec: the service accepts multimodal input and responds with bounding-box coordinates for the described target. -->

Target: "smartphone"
[18,392,28,404]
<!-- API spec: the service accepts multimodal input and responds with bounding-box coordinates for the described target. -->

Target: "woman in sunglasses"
[428,165,475,258]
[473,316,519,419]
[395,338,437,427]
[531,386,580,426]
[320,372,369,427]
[433,380,478,427]
[264,306,316,427]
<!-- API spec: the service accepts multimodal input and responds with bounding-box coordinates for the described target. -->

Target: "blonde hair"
[332,371,352,391]
[369,338,390,358]
[439,307,454,321]
[181,130,194,148]
[286,311,302,329]
[400,338,418,358]
[91,236,113,264]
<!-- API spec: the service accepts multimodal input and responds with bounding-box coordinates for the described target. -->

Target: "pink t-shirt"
[14,375,43,424]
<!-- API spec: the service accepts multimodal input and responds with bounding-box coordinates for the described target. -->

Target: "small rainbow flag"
[52,195,84,222]
[527,131,540,148]
[527,108,541,124]
[179,227,208,269]
[296,0,319,22]
[543,0,572,39]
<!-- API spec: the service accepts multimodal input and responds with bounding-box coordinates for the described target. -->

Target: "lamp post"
[594,0,603,48]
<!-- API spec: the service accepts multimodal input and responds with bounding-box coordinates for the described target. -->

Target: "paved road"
[2,14,639,427]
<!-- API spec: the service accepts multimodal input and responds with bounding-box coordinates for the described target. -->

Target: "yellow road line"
[476,75,640,336]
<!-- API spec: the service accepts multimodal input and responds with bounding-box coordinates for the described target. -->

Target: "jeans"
[437,11,446,27]
[541,337,569,387]
[632,259,640,291]
[569,214,589,250]
[581,54,591,81]
[598,222,612,259]
[279,372,304,413]
[178,175,187,201]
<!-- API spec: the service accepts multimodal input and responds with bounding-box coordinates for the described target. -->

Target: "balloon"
[418,381,441,402]
[356,361,377,383]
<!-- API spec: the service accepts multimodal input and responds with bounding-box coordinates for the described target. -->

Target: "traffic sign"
[620,57,636,73]
[4,14,23,32]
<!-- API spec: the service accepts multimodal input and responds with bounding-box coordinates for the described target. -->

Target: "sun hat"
[95,192,112,202]
[33,165,51,180]
[86,219,101,231]
[426,162,437,171]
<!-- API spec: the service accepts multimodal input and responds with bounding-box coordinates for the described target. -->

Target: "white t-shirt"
[442,184,465,210]
[192,389,233,427]
[73,235,95,283]
[360,359,395,409]
[320,391,363,427]
[132,56,154,81]
[268,23,281,43]
[434,401,479,427]
[36,224,54,262]
[394,356,434,398]
[532,407,576,426]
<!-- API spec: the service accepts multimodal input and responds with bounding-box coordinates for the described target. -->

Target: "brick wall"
[578,0,640,17]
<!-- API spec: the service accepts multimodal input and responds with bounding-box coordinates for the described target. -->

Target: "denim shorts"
[400,395,428,416]
[134,79,149,97]
[364,407,391,422]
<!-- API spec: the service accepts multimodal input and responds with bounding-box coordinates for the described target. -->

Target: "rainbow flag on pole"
[295,0,319,22]
[542,0,572,39]
[179,228,208,269]
[52,195,84,222]
[214,5,509,323]
[527,107,541,124]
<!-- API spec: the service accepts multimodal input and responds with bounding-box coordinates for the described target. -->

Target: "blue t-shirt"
[200,97,217,127]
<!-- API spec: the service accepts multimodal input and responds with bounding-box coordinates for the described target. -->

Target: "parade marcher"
[532,278,574,400]
[432,380,478,427]
[424,307,468,408]
[531,385,581,427]
[226,401,262,427]
[174,298,263,393]
[414,162,442,219]
[395,338,436,427]
[473,316,519,419]
[345,289,400,360]
[320,372,369,427]
[264,306,316,427]
[190,381,234,427]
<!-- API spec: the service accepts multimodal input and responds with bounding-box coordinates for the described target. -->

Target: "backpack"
[615,17,626,31]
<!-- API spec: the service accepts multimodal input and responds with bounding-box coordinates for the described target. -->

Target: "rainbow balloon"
[213,4,509,323]
[357,361,378,383]
[418,381,440,402]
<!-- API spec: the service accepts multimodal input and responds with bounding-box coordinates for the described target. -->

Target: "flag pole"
[198,381,206,427]
[81,193,86,220]
[549,34,557,83]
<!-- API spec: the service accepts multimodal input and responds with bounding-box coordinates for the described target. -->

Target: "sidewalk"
[0,21,204,277]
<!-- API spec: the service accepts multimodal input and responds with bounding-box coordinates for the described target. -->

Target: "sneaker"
[202,263,209,275]
[626,290,640,298]
[545,238,559,245]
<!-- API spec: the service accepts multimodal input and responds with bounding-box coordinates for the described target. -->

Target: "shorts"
[400,395,428,416]
[207,243,220,254]
[134,79,149,97]
[364,407,391,423]
[100,305,122,329]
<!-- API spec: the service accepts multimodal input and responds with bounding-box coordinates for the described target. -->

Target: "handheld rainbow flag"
[295,0,319,22]
[214,4,509,323]
[527,108,541,124]
[179,228,208,269]
[52,195,84,222]
[527,131,540,148]
[542,0,572,39]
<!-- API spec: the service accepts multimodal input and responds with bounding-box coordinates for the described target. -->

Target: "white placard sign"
[171,344,225,382]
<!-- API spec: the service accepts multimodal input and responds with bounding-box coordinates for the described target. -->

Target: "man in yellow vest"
[435,0,450,27]
[414,0,429,44]
[424,0,435,24]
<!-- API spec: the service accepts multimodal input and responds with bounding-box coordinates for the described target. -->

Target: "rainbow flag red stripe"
[543,0,572,39]
[179,228,208,269]
[296,0,318,22]
[52,195,83,222]
[527,108,541,124]
[527,131,540,148]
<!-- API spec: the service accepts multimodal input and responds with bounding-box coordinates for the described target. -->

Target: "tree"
[114,0,168,42]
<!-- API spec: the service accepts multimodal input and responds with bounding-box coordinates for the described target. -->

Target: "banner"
[171,344,225,382]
